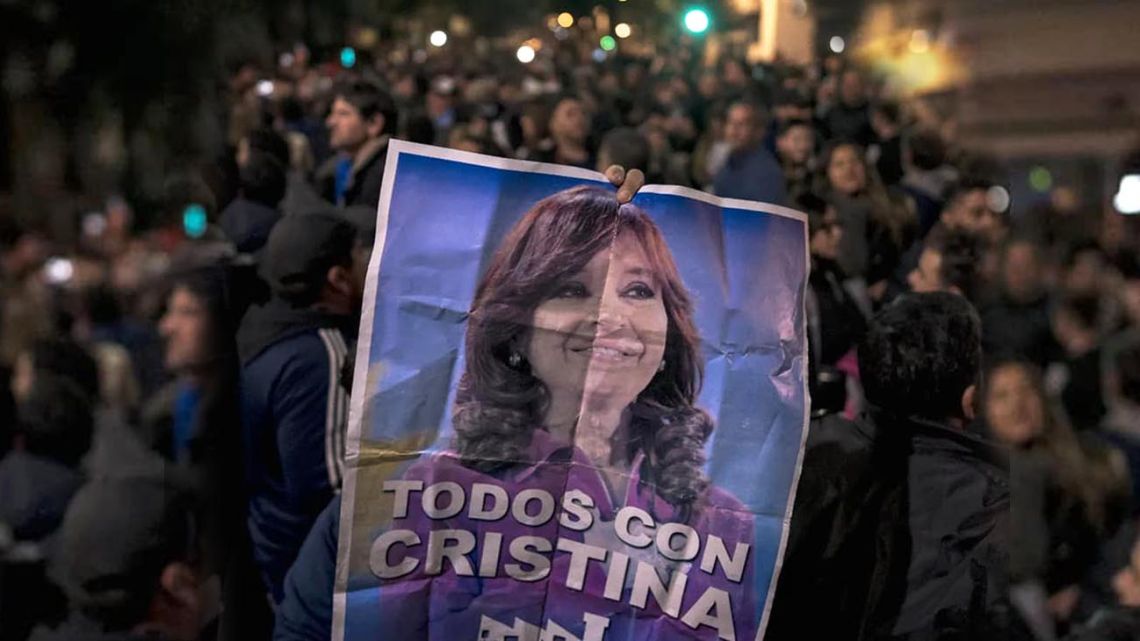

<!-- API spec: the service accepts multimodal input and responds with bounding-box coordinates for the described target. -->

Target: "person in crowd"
[713,100,787,205]
[1052,295,1108,431]
[822,69,875,148]
[899,128,958,238]
[144,249,270,639]
[31,469,217,641]
[769,292,1009,640]
[9,338,100,407]
[219,150,286,256]
[802,192,866,367]
[0,376,93,641]
[317,80,398,208]
[983,359,1129,638]
[595,127,651,177]
[527,95,594,169]
[775,118,816,201]
[816,140,914,303]
[907,227,984,302]
[982,237,1058,367]
[237,212,364,603]
[870,100,905,187]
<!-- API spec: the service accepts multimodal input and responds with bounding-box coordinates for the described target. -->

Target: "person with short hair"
[712,100,787,205]
[770,293,1009,639]
[218,150,286,256]
[907,227,983,301]
[318,80,399,208]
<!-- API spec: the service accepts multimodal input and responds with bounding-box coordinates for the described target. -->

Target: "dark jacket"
[808,257,868,366]
[237,299,355,602]
[317,137,389,209]
[0,450,82,548]
[713,145,788,205]
[218,197,282,255]
[767,411,1010,640]
[824,102,876,148]
[274,496,340,641]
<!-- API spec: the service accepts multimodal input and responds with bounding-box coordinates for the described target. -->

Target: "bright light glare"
[557,12,574,28]
[1115,174,1140,214]
[430,30,448,47]
[684,9,710,34]
[615,23,631,38]
[829,36,845,53]
[517,45,536,63]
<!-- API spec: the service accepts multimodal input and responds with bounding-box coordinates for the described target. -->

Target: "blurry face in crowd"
[723,60,748,87]
[525,233,667,422]
[159,287,211,374]
[1113,539,1140,607]
[1065,250,1105,296]
[840,71,866,106]
[777,124,814,166]
[11,352,33,403]
[943,189,1000,240]
[984,363,1044,446]
[697,73,719,98]
[326,97,381,155]
[810,208,843,261]
[827,145,867,196]
[908,247,946,294]
[1002,242,1044,302]
[725,104,762,153]
[549,98,588,146]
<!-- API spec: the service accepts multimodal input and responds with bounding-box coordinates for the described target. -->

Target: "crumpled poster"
[335,141,810,641]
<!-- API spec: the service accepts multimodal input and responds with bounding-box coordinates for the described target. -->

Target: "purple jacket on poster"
[369,429,757,641]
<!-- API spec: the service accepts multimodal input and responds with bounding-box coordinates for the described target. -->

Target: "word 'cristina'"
[369,480,752,640]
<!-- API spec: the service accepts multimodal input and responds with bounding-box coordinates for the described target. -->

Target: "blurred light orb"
[683,9,710,34]
[430,30,448,47]
[1029,166,1053,193]
[517,45,537,63]
[593,48,607,63]
[615,23,632,38]
[557,12,575,28]
[256,80,274,97]
[600,35,617,51]
[339,46,356,68]
[1115,174,1140,214]
[829,36,845,53]
[986,186,1011,213]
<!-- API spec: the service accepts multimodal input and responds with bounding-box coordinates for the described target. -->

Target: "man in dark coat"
[768,292,1010,640]
[317,80,398,209]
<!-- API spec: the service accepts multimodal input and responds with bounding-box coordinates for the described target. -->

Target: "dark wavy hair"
[453,185,712,514]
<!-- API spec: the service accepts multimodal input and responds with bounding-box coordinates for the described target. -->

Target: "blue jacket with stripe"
[237,298,356,603]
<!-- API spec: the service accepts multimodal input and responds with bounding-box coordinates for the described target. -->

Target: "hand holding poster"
[335,142,809,641]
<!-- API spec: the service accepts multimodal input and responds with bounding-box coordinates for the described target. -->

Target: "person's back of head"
[20,338,100,405]
[859,292,982,423]
[596,127,650,175]
[238,150,287,209]
[905,128,947,172]
[261,211,358,309]
[245,127,290,170]
[16,374,95,468]
[926,227,984,302]
[50,470,207,638]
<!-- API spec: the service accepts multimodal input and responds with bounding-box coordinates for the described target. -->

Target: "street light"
[828,36,845,53]
[557,12,574,28]
[615,23,632,38]
[430,30,448,47]
[683,8,710,34]
[517,44,536,63]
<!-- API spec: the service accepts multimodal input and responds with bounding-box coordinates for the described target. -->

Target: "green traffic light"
[600,35,617,51]
[683,8,710,34]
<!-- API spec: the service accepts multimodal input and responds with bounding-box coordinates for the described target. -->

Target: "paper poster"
[335,141,809,641]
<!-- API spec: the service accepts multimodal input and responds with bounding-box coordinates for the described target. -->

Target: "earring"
[509,352,523,368]
[658,359,666,372]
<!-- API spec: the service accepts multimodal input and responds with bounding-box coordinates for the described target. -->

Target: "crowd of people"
[1,23,1139,641]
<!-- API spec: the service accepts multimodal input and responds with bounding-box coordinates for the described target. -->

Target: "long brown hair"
[452,185,713,512]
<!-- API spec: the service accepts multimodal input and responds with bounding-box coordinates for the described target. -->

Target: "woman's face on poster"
[525,233,668,413]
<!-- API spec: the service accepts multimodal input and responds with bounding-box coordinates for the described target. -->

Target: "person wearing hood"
[29,455,216,641]
[237,211,366,604]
